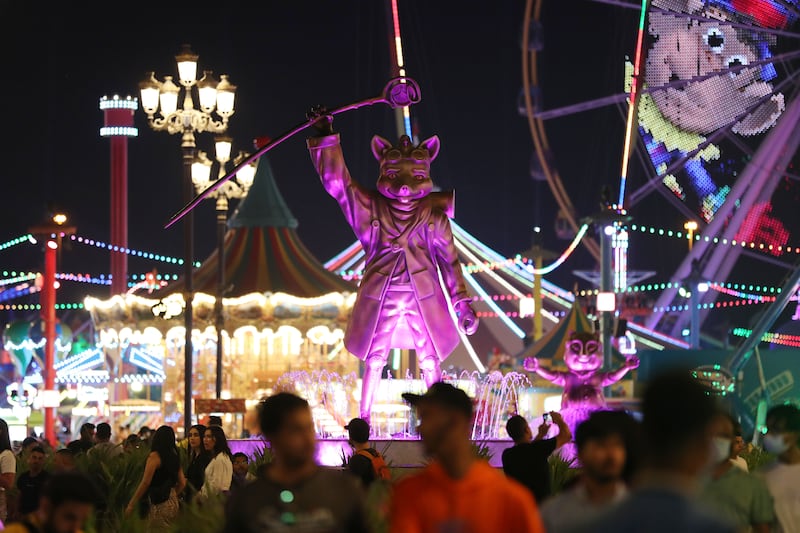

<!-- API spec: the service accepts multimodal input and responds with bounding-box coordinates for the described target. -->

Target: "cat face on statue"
[563,331,602,373]
[372,134,439,203]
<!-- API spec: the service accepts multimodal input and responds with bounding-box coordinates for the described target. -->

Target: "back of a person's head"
[96,423,111,440]
[0,418,12,452]
[80,423,95,436]
[506,415,529,442]
[259,393,309,437]
[21,436,38,449]
[642,370,717,461]
[42,471,98,508]
[150,426,177,458]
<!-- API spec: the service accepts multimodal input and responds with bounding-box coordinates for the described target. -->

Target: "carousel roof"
[169,158,354,298]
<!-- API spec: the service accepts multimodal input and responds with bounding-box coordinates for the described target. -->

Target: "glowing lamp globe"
[138,72,161,115]
[197,70,219,112]
[158,76,180,117]
[236,162,257,190]
[215,137,232,164]
[215,75,236,116]
[596,291,616,312]
[175,44,199,85]
[191,158,213,189]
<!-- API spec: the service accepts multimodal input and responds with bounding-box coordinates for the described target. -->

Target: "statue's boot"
[360,354,386,424]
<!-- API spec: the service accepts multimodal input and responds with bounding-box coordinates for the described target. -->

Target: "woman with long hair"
[0,419,16,523]
[201,425,233,497]
[125,425,186,528]
[185,424,210,501]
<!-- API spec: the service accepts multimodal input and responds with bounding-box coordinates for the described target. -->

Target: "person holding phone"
[502,412,572,503]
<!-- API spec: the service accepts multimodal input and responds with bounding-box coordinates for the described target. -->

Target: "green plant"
[471,440,494,462]
[740,445,774,472]
[340,447,352,467]
[548,453,579,494]
[247,440,273,477]
[77,446,149,532]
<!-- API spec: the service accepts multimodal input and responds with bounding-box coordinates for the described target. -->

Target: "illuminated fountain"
[274,368,532,441]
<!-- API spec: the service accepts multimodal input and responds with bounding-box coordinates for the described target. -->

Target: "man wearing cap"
[345,418,382,487]
[390,382,545,532]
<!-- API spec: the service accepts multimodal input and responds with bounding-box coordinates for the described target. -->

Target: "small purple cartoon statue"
[523,331,639,459]
[307,110,478,421]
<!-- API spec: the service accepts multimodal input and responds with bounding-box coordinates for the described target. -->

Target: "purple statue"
[523,331,639,459]
[307,110,478,421]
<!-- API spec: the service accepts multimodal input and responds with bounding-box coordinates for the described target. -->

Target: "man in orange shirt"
[391,382,545,533]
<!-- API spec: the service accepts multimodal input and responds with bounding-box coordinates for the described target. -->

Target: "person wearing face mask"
[757,403,800,533]
[700,412,775,533]
[571,370,737,533]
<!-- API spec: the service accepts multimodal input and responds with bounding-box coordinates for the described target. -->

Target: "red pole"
[100,95,137,295]
[43,240,57,446]
[109,135,128,294]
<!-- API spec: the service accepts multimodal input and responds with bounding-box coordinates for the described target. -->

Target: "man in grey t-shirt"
[223,393,369,533]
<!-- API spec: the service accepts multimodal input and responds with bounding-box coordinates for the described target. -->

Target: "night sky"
[2,1,797,338]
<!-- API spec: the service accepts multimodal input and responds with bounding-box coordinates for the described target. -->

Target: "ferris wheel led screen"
[633,0,798,232]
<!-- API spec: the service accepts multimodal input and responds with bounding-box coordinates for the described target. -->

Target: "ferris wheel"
[521,0,800,339]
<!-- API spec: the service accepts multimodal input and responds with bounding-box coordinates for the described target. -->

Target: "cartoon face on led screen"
[630,0,796,227]
[563,331,603,373]
[646,7,784,136]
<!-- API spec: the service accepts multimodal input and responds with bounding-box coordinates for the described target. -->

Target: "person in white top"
[730,423,749,472]
[201,425,233,497]
[0,419,17,523]
[758,404,800,533]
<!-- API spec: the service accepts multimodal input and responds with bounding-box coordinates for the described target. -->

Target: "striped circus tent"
[170,157,354,298]
[518,299,621,363]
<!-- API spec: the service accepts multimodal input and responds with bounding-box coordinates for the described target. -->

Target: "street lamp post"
[139,44,236,436]
[582,196,632,394]
[191,142,255,399]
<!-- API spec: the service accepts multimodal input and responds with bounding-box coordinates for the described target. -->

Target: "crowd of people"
[0,370,797,532]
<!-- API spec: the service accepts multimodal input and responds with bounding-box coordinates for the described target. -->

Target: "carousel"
[84,158,358,433]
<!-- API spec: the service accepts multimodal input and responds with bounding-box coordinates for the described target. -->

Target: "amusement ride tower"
[99,95,138,295]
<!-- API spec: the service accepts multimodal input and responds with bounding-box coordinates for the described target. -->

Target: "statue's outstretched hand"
[306,105,334,135]
[523,357,539,373]
[455,300,478,335]
[625,355,640,369]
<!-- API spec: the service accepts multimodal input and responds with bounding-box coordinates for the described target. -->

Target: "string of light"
[651,296,773,313]
[629,223,800,255]
[710,284,777,302]
[731,328,800,348]
[0,234,34,252]
[0,273,37,287]
[577,281,782,297]
[69,234,200,267]
[0,302,85,311]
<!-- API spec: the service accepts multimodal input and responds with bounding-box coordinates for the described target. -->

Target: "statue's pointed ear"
[419,135,440,161]
[371,135,393,160]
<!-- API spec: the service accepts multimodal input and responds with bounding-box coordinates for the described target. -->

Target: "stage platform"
[229,438,515,468]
